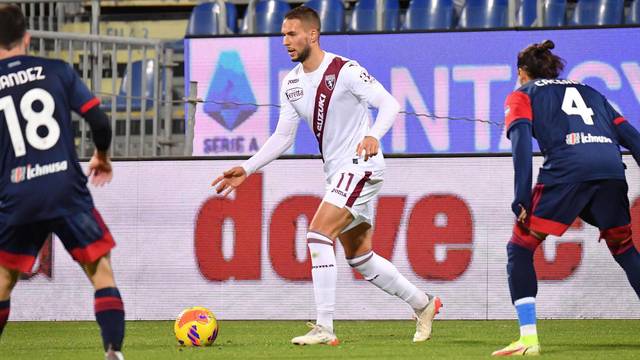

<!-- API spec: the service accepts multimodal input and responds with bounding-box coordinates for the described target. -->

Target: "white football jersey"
[279,52,389,181]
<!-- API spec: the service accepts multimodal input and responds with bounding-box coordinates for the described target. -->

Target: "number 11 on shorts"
[336,173,355,192]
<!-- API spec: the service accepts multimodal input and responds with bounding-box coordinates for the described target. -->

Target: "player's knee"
[306,230,334,247]
[308,223,341,240]
[601,224,633,255]
[0,269,19,299]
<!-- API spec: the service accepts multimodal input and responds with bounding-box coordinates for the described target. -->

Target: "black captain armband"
[84,106,112,152]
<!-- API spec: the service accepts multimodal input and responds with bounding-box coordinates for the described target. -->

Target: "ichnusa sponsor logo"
[565,132,613,145]
[10,160,68,183]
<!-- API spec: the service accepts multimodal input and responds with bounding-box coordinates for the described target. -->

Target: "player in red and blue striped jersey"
[493,40,640,357]
[0,5,124,360]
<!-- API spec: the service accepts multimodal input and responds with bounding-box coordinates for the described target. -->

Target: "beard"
[291,44,311,63]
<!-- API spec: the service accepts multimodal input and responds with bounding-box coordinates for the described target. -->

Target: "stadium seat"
[458,0,508,28]
[384,0,400,30]
[255,0,291,34]
[517,0,566,27]
[306,0,345,32]
[350,0,400,32]
[570,0,624,26]
[164,39,185,53]
[103,60,161,112]
[186,1,238,36]
[627,0,640,24]
[403,0,455,30]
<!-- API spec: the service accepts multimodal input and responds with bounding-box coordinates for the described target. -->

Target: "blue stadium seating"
[384,0,400,30]
[517,0,566,27]
[186,1,238,36]
[102,60,161,112]
[403,0,455,30]
[458,0,508,28]
[627,0,640,24]
[570,0,624,26]
[350,0,400,32]
[255,0,291,34]
[306,0,345,32]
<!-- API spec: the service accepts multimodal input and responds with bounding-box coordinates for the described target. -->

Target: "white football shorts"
[323,165,384,233]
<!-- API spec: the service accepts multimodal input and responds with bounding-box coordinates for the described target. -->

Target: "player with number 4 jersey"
[0,5,125,360]
[494,40,640,357]
[506,67,626,188]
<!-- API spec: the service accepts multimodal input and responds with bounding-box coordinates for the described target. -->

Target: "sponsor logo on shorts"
[565,132,613,145]
[286,87,303,102]
[10,160,68,183]
[331,188,348,197]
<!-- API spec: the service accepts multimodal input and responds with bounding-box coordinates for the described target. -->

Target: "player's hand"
[211,166,247,197]
[87,150,113,187]
[517,204,528,223]
[356,136,379,162]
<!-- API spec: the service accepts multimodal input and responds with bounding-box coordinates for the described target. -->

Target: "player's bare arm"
[516,204,527,223]
[87,149,113,187]
[211,166,247,197]
[210,86,298,197]
[210,120,295,196]
[83,100,113,187]
[356,136,379,161]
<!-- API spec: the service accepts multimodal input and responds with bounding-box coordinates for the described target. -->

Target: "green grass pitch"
[2,319,640,359]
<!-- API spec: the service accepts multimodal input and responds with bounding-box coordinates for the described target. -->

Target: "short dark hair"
[517,40,565,79]
[0,4,27,50]
[284,6,321,32]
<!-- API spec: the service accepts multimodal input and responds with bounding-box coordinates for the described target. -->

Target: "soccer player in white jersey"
[212,6,442,345]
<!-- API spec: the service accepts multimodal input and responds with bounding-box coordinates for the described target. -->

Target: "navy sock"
[0,299,9,338]
[613,246,640,298]
[95,287,125,352]
[507,242,538,303]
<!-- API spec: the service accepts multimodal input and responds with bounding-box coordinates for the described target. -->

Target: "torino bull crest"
[324,74,336,90]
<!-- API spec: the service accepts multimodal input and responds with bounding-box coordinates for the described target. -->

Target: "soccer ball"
[174,306,219,346]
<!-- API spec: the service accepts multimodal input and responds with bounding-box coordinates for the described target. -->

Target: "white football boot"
[105,350,124,360]
[413,294,443,342]
[291,322,340,346]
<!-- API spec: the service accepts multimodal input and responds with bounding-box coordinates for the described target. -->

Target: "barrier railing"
[11,0,85,32]
[29,30,182,157]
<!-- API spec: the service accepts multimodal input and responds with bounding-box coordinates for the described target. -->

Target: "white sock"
[307,231,337,332]
[347,251,428,311]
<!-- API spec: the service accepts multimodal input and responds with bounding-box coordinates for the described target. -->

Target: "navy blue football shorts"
[0,208,115,273]
[526,179,630,236]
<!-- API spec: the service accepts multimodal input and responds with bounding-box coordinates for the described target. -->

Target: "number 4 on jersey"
[561,87,594,125]
[0,88,60,157]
